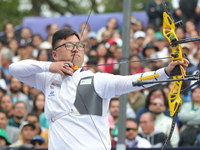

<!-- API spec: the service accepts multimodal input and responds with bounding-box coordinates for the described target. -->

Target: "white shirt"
[9,59,169,150]
[155,113,180,147]
[125,135,152,148]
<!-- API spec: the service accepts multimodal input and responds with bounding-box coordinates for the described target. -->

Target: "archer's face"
[52,35,84,67]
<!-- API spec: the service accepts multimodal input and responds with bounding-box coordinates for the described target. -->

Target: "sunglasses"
[31,140,43,146]
[126,128,138,132]
[151,102,165,106]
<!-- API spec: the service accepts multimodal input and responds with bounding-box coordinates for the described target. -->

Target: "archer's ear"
[52,50,57,61]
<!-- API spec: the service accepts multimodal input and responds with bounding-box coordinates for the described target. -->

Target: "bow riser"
[163,12,186,117]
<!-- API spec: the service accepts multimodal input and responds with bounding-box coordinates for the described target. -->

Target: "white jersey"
[9,60,169,150]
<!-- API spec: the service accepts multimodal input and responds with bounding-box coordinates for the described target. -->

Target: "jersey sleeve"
[94,68,169,99]
[9,59,52,90]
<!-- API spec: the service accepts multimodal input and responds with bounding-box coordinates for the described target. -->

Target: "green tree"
[0,0,172,32]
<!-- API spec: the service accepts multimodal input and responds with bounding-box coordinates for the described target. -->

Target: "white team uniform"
[9,60,169,150]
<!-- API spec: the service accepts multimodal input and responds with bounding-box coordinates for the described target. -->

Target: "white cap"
[134,31,146,40]
[40,41,52,50]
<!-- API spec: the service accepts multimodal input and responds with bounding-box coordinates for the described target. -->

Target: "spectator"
[133,31,146,52]
[12,44,31,62]
[129,39,137,56]
[0,23,18,45]
[37,41,53,61]
[154,32,169,64]
[96,43,114,73]
[172,0,200,24]
[0,70,7,91]
[185,20,198,38]
[0,109,20,144]
[8,38,20,57]
[46,24,59,39]
[10,121,35,147]
[181,43,197,75]
[0,128,11,146]
[129,54,144,75]
[106,38,120,56]
[145,0,170,31]
[179,85,200,146]
[149,53,165,71]
[0,94,14,118]
[143,26,156,46]
[0,87,6,100]
[125,118,151,148]
[148,96,179,147]
[19,27,32,45]
[139,112,171,148]
[108,115,116,147]
[31,135,46,149]
[78,22,91,42]
[136,86,170,119]
[109,97,135,138]
[26,112,49,147]
[85,56,101,73]
[0,51,13,85]
[127,90,146,113]
[8,101,28,128]
[87,31,99,51]
[37,49,50,62]
[7,77,31,111]
[112,47,122,74]
[130,16,140,35]
[32,92,49,129]
[97,17,118,42]
[175,27,186,40]
[62,24,71,29]
[31,34,43,51]
[99,30,112,44]
[21,83,32,101]
[142,42,158,60]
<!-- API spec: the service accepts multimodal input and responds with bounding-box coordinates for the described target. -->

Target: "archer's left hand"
[165,59,189,76]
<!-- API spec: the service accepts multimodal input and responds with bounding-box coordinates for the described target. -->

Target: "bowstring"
[84,56,171,68]
[71,0,108,149]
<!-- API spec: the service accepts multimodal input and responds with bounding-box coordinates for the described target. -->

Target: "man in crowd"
[0,109,19,143]
[10,121,35,147]
[139,112,171,148]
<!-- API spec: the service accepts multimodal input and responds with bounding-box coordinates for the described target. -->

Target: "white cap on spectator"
[40,41,52,50]
[181,43,190,49]
[134,31,146,40]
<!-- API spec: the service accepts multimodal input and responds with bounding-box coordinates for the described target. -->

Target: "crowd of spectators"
[0,0,199,149]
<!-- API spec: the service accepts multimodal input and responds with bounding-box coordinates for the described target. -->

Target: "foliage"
[0,0,173,32]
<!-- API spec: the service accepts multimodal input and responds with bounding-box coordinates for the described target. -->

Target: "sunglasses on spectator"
[126,128,138,132]
[151,102,165,106]
[31,140,43,146]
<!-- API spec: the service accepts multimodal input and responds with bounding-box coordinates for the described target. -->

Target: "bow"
[133,1,200,149]
[161,0,187,149]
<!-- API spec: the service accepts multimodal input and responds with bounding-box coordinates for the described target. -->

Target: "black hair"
[145,86,168,108]
[52,28,80,50]
[26,112,39,121]
[129,54,142,60]
[142,112,156,121]
[191,85,200,93]
[109,97,119,108]
[86,56,98,65]
[14,101,27,110]
[126,118,139,127]
[32,92,45,113]
[0,108,8,118]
